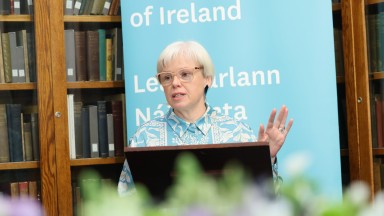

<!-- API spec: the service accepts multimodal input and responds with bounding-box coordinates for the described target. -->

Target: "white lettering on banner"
[134,75,161,93]
[159,0,241,25]
[133,66,281,93]
[211,67,281,88]
[135,103,247,126]
[128,0,241,27]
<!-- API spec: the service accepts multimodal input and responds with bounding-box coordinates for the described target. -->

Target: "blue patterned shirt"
[118,105,258,196]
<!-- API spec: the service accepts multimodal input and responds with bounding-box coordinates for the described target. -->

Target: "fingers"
[274,105,287,129]
[267,108,277,130]
[258,123,265,141]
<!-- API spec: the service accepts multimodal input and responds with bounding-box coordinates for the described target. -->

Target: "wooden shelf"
[67,81,124,89]
[64,15,121,22]
[0,161,39,170]
[70,157,125,166]
[0,82,37,90]
[0,15,33,22]
[368,0,384,5]
[373,148,384,156]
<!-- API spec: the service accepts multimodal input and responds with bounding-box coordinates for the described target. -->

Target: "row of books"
[0,29,36,84]
[64,28,123,82]
[64,0,120,16]
[0,181,40,200]
[0,0,34,15]
[0,104,40,163]
[67,94,126,159]
[373,94,384,148]
[367,11,384,73]
[373,158,384,192]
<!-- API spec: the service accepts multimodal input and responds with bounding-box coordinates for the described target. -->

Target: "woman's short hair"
[157,41,215,79]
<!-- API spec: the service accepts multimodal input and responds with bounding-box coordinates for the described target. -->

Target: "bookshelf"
[336,0,384,197]
[0,0,124,215]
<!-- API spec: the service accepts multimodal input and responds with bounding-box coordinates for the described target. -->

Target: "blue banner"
[121,0,342,198]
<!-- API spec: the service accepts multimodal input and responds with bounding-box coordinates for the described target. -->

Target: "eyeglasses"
[156,66,204,86]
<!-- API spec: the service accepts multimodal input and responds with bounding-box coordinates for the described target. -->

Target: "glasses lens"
[159,73,173,85]
[178,69,194,82]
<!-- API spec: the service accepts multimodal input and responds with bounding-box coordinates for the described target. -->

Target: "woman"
[118,41,293,196]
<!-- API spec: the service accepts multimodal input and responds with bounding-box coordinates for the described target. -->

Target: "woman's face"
[161,56,212,117]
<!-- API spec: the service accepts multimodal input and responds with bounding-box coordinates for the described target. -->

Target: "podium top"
[124,142,272,200]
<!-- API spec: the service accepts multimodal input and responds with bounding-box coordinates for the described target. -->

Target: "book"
[105,93,126,147]
[73,0,82,15]
[90,0,105,15]
[64,0,74,15]
[26,30,36,82]
[106,100,123,157]
[81,106,90,158]
[65,29,77,82]
[102,0,112,15]
[17,29,30,82]
[1,33,12,83]
[30,113,40,161]
[106,113,114,157]
[0,0,11,15]
[18,181,29,197]
[74,31,87,81]
[23,122,33,161]
[82,0,94,15]
[86,31,100,81]
[0,30,4,83]
[6,103,23,162]
[10,182,19,198]
[20,0,33,15]
[97,101,108,158]
[67,94,76,159]
[74,101,83,159]
[89,105,99,158]
[0,104,10,162]
[8,32,21,83]
[105,37,112,81]
[111,28,123,80]
[98,29,106,81]
[13,0,20,14]
[28,181,38,200]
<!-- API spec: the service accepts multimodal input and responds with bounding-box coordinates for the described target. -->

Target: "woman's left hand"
[257,105,293,159]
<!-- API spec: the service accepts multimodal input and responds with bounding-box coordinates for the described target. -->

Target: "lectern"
[124,142,273,199]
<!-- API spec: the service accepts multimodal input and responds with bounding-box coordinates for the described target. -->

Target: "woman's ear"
[205,76,213,87]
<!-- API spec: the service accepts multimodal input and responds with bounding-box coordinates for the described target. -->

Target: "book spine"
[105,37,113,81]
[0,104,10,162]
[6,104,23,162]
[8,32,20,83]
[106,100,123,156]
[98,29,106,81]
[64,29,76,82]
[107,113,114,157]
[0,30,4,83]
[102,0,111,15]
[97,101,108,158]
[74,31,87,81]
[73,0,82,15]
[64,0,74,15]
[74,102,83,159]
[86,31,100,81]
[1,33,12,83]
[23,122,33,161]
[30,112,40,161]
[89,105,99,158]
[81,106,90,158]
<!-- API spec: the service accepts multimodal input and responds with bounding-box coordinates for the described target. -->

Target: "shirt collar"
[166,105,214,137]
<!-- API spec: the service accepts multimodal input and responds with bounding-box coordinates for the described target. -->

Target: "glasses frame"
[156,66,204,86]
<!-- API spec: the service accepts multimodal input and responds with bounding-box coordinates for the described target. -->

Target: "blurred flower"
[0,195,44,216]
[78,153,384,216]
